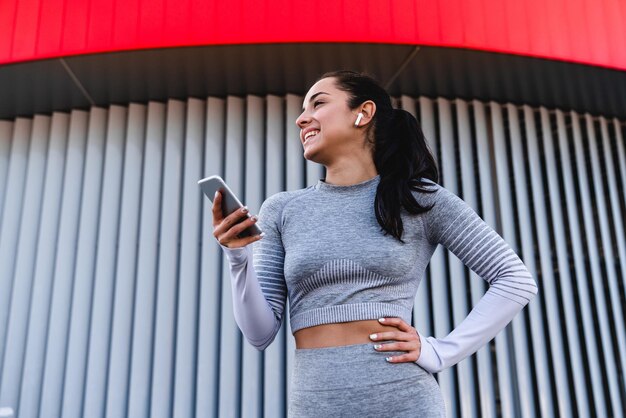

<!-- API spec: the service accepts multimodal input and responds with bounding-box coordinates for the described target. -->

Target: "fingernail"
[373,344,382,350]
[260,232,266,237]
[251,215,258,221]
[378,318,386,323]
[241,206,248,213]
[214,191,219,198]
[386,357,393,362]
[369,334,377,340]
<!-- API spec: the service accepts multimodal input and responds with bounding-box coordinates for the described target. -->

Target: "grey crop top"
[220,174,538,373]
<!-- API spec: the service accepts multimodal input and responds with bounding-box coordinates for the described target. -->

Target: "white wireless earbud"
[355,112,364,126]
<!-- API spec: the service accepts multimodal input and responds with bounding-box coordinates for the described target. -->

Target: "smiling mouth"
[304,130,319,144]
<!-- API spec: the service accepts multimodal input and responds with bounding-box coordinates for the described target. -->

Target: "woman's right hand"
[212,190,264,249]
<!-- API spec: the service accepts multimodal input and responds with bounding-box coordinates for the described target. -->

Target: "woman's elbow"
[249,333,276,351]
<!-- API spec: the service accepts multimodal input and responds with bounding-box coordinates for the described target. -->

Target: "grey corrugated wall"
[0,95,625,418]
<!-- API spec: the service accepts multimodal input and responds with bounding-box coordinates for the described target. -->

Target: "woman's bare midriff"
[294,319,398,349]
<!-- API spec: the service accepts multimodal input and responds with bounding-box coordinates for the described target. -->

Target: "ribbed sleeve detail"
[424,186,538,305]
[252,193,288,322]
[415,184,538,372]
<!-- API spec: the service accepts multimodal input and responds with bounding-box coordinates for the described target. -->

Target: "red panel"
[566,0,591,64]
[482,0,507,52]
[112,0,140,49]
[61,0,91,53]
[12,0,42,59]
[390,0,417,42]
[36,0,64,55]
[343,0,368,42]
[504,0,529,52]
[366,0,390,41]
[461,0,486,48]
[139,0,166,47]
[439,0,464,46]
[584,0,610,64]
[1,0,625,70]
[604,0,626,65]
[0,0,18,58]
[526,0,550,56]
[546,0,571,59]
[86,0,114,52]
[414,0,441,43]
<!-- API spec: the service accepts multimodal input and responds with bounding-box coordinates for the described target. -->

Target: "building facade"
[0,1,625,417]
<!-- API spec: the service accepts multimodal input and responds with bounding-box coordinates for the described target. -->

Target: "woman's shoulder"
[260,186,315,213]
[409,177,443,203]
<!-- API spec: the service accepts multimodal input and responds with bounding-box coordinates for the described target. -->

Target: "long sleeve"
[219,193,289,351]
[415,184,538,373]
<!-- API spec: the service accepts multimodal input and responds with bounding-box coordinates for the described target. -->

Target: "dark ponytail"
[318,70,439,243]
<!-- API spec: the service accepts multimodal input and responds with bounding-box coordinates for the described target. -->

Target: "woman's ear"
[356,101,376,127]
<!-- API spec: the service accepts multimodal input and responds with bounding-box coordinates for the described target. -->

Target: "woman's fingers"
[378,317,415,333]
[383,351,421,363]
[211,191,224,225]
[215,215,255,246]
[228,215,259,238]
[222,231,264,248]
[369,330,415,342]
[371,317,422,363]
[213,206,250,239]
[212,193,263,248]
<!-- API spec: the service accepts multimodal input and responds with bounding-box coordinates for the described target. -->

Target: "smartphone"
[198,175,263,238]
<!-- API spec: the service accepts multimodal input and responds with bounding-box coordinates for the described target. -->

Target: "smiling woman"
[213,70,538,417]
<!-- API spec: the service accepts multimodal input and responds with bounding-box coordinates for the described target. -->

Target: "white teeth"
[304,130,319,141]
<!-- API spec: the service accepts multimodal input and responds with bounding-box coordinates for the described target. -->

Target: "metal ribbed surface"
[0,96,625,418]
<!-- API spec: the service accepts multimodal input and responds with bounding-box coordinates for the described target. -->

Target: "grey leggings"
[288,341,446,417]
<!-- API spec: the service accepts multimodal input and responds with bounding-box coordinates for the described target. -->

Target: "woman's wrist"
[219,242,251,265]
[414,331,442,373]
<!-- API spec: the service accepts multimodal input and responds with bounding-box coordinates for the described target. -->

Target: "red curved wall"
[1,0,625,70]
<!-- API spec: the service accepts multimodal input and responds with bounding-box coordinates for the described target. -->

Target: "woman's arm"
[218,193,288,351]
[220,244,281,350]
[415,184,538,373]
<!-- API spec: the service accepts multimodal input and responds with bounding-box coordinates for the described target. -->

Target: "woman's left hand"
[369,317,421,363]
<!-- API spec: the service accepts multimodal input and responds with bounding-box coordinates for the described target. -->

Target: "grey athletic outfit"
[220,174,537,417]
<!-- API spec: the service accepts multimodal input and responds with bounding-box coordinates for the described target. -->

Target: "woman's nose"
[296,111,310,128]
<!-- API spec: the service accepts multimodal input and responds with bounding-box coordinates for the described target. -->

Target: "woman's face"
[296,77,364,165]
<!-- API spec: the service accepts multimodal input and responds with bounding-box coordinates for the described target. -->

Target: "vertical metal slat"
[0,115,50,414]
[61,107,108,418]
[524,105,573,418]
[475,101,516,418]
[490,101,535,418]
[506,104,554,418]
[39,110,89,418]
[539,107,589,417]
[82,105,128,417]
[570,112,623,416]
[555,110,607,417]
[218,95,246,418]
[0,118,32,386]
[241,95,265,418]
[464,100,497,418]
[197,97,226,417]
[584,114,626,399]
[18,112,69,418]
[0,121,13,223]
[172,98,202,418]
[106,102,148,417]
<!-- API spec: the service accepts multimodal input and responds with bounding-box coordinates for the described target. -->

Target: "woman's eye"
[313,101,323,107]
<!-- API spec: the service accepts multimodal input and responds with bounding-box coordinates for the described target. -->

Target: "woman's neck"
[323,165,378,186]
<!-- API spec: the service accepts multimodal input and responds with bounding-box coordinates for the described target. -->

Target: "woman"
[212,70,538,417]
